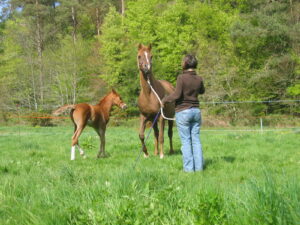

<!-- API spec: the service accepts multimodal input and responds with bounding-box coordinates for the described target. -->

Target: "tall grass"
[0,126,299,224]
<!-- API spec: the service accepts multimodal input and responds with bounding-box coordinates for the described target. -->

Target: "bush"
[25,111,54,127]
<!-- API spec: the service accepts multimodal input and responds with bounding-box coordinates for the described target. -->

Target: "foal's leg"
[76,143,86,158]
[96,126,106,158]
[139,114,149,157]
[71,124,86,160]
[153,123,159,156]
[168,120,174,154]
[70,125,77,160]
[158,117,165,159]
[74,123,85,157]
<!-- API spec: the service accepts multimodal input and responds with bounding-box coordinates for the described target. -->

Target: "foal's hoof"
[160,154,164,159]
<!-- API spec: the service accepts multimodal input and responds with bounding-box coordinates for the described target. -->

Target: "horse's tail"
[53,105,76,116]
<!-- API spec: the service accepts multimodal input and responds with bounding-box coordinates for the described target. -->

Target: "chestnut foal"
[53,89,127,160]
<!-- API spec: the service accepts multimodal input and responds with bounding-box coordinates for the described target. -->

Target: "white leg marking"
[78,146,86,159]
[160,154,164,159]
[77,145,85,155]
[71,146,76,160]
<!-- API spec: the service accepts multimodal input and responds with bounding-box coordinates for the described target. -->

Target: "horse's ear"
[148,44,152,51]
[138,43,143,50]
[111,88,116,94]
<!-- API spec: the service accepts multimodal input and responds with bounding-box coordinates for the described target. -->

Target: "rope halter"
[146,78,176,121]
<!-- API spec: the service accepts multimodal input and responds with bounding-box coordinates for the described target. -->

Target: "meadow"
[0,124,299,225]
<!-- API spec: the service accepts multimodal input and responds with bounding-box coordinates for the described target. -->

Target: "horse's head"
[137,44,152,76]
[111,89,127,109]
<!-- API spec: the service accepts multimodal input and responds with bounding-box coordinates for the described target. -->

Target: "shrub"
[25,111,54,127]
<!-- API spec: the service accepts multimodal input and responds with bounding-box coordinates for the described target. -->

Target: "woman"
[162,54,205,172]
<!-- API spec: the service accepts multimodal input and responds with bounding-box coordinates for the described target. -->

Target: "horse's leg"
[139,114,149,157]
[158,117,165,159]
[168,120,174,154]
[97,126,106,158]
[153,123,159,156]
[76,142,86,158]
[70,115,77,160]
[71,124,86,160]
[74,121,85,157]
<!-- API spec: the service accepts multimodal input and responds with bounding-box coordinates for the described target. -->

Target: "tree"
[46,35,93,105]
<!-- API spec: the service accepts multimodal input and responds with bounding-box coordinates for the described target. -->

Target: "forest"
[0,0,299,122]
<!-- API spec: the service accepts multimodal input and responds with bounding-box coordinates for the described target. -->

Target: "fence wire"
[1,99,299,133]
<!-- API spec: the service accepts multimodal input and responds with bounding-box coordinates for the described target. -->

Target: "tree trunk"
[55,75,65,106]
[289,0,293,16]
[71,6,77,43]
[35,0,44,107]
[121,0,125,16]
[121,0,125,25]
[96,7,100,36]
[71,5,77,104]
[30,55,38,111]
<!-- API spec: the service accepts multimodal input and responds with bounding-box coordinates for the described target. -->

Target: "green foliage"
[126,0,164,44]
[193,191,227,224]
[231,174,300,225]
[46,34,93,104]
[100,6,127,87]
[0,125,299,224]
[80,135,97,151]
[288,84,300,96]
[155,0,194,82]
[25,111,53,127]
[0,0,299,117]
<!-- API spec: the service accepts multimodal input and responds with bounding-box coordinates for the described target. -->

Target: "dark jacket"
[162,69,205,112]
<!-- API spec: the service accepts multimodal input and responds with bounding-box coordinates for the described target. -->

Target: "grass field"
[0,125,299,225]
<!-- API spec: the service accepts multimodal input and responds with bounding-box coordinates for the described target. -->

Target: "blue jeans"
[176,108,203,172]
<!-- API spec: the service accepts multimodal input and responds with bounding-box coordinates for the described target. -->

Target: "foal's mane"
[98,94,109,105]
[98,90,116,105]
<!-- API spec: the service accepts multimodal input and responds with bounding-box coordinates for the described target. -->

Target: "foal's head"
[137,44,152,76]
[110,89,127,109]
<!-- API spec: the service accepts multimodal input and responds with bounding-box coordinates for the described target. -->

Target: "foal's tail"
[53,105,76,116]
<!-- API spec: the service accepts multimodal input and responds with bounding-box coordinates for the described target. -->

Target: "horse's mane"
[98,91,113,105]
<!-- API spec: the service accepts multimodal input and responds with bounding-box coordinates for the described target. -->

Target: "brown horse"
[53,89,127,160]
[137,44,175,158]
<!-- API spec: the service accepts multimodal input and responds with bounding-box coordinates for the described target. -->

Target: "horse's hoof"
[169,150,175,155]
[97,153,108,158]
[143,153,149,158]
[160,154,164,159]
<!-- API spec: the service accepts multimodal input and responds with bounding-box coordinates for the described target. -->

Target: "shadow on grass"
[204,156,236,169]
[221,156,236,163]
[168,149,181,156]
[96,152,111,159]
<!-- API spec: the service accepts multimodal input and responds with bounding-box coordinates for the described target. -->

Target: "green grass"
[0,125,299,225]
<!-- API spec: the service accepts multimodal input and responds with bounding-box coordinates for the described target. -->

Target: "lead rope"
[146,79,176,121]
